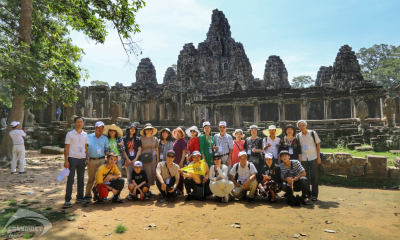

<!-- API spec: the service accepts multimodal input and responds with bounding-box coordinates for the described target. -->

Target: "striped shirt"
[279,160,304,179]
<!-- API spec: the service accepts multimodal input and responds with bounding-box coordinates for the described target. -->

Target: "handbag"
[248,155,260,165]
[141,137,156,163]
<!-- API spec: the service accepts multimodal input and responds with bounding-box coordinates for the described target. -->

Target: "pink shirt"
[232,140,245,166]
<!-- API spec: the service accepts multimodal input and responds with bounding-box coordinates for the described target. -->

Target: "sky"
[70,0,400,87]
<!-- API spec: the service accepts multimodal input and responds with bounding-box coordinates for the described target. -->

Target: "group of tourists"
[62,117,322,206]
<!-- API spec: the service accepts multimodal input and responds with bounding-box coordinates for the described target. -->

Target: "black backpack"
[297,130,326,162]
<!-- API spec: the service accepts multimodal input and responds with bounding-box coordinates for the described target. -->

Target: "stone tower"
[315,66,333,87]
[163,67,176,85]
[330,45,364,90]
[132,58,158,91]
[263,55,290,88]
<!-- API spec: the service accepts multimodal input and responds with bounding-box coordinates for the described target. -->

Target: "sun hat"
[249,125,258,130]
[134,161,143,167]
[185,126,201,137]
[10,121,20,127]
[279,150,290,158]
[262,125,283,137]
[95,121,105,128]
[160,127,171,133]
[57,168,70,181]
[103,124,123,137]
[97,184,109,199]
[233,129,243,136]
[202,121,211,127]
[192,151,201,156]
[238,151,247,158]
[172,127,185,139]
[264,152,273,160]
[219,121,227,127]
[284,124,297,135]
[140,123,158,136]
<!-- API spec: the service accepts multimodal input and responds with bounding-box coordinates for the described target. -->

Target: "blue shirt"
[88,133,109,158]
[56,109,61,115]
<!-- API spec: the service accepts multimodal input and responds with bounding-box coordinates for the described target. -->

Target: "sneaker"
[248,198,255,203]
[64,201,72,206]
[160,198,167,203]
[19,172,26,174]
[76,198,88,203]
[127,194,134,200]
[11,172,15,174]
[83,195,92,200]
[149,191,155,197]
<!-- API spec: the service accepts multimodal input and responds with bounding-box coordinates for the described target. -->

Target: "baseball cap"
[166,150,175,157]
[279,150,290,158]
[264,153,273,159]
[10,121,20,127]
[219,121,227,127]
[238,151,247,158]
[95,121,105,128]
[57,168,70,181]
[203,121,211,127]
[97,184,109,198]
[134,161,143,167]
[192,151,201,156]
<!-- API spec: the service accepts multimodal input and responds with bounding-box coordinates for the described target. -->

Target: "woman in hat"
[262,125,282,164]
[232,129,245,167]
[257,153,282,203]
[209,153,234,203]
[158,128,174,162]
[244,125,263,171]
[186,126,200,163]
[278,124,302,161]
[123,123,142,199]
[199,122,214,166]
[172,127,187,193]
[104,124,126,172]
[140,123,159,190]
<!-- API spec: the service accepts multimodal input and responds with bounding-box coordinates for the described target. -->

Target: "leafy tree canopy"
[90,80,109,87]
[291,75,315,88]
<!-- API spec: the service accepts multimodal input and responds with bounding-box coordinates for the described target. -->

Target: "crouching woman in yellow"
[94,153,125,203]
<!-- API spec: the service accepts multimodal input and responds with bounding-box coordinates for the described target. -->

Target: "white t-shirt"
[229,162,257,184]
[65,129,89,159]
[298,130,321,161]
[263,136,281,159]
[9,129,26,145]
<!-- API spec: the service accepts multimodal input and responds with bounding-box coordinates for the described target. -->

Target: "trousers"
[85,158,105,197]
[65,157,86,201]
[280,176,309,199]
[209,179,234,199]
[11,145,25,172]
[231,179,258,198]
[156,179,178,198]
[302,160,319,198]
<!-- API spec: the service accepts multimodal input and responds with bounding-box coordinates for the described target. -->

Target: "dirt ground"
[1,150,400,240]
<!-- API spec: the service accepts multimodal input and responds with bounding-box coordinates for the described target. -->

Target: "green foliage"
[115,224,127,234]
[43,206,53,210]
[357,44,400,93]
[319,176,397,188]
[291,75,315,88]
[8,200,17,207]
[90,80,109,87]
[22,232,35,239]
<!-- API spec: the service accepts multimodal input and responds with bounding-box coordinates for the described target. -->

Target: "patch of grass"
[114,224,127,234]
[319,175,399,189]
[321,147,398,166]
[21,199,29,204]
[22,232,35,239]
[43,206,53,211]
[34,197,39,200]
[8,200,17,207]
[30,201,41,204]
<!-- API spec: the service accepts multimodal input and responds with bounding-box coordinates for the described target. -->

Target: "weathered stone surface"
[131,58,158,91]
[41,146,64,154]
[163,67,176,85]
[394,157,400,168]
[366,155,388,179]
[352,157,367,166]
[347,143,361,150]
[388,167,400,180]
[356,146,373,151]
[330,45,364,90]
[333,152,353,166]
[323,153,334,164]
[315,66,332,87]
[383,97,396,127]
[350,165,365,177]
[263,55,290,88]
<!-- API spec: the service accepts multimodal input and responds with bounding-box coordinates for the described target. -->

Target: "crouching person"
[279,150,310,205]
[179,151,212,201]
[94,153,125,203]
[229,151,258,203]
[128,161,149,201]
[257,153,282,203]
[156,150,180,202]
[209,153,234,203]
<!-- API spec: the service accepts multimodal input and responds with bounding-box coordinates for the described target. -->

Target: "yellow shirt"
[95,164,121,187]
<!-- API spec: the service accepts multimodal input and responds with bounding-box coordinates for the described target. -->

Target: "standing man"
[56,106,62,121]
[1,108,7,130]
[64,117,89,205]
[84,121,109,200]
[262,125,282,164]
[229,151,258,203]
[9,121,26,174]
[213,121,233,170]
[296,120,321,201]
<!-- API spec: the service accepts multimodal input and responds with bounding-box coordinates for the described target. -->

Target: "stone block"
[394,157,400,168]
[349,165,365,177]
[323,153,334,164]
[365,155,388,179]
[356,146,373,151]
[41,146,64,154]
[388,167,400,180]
[352,157,367,166]
[347,143,361,150]
[333,152,353,166]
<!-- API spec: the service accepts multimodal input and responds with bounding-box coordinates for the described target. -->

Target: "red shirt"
[187,137,200,162]
[232,140,245,166]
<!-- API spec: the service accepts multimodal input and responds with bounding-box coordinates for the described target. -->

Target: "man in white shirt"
[9,121,26,173]
[213,121,233,169]
[229,151,258,203]
[262,125,282,164]
[64,116,89,206]
[296,120,321,201]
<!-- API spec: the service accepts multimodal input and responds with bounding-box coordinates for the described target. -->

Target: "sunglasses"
[219,127,226,129]
[190,130,197,133]
[167,155,175,158]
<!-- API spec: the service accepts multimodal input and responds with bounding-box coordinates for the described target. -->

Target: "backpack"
[234,162,251,182]
[297,130,326,162]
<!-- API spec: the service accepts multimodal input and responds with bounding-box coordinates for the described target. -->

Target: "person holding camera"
[229,151,258,203]
[156,150,180,202]
[209,153,234,203]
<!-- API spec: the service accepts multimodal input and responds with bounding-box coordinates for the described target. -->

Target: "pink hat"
[172,127,185,139]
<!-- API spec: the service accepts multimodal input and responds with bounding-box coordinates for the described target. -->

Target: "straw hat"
[104,124,123,137]
[185,126,201,137]
[172,127,185,139]
[140,123,158,136]
[262,125,282,137]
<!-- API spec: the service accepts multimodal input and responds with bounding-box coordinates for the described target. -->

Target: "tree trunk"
[0,0,33,163]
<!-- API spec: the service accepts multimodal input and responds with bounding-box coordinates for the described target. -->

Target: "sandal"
[302,199,311,205]
[312,197,318,201]
[112,198,124,203]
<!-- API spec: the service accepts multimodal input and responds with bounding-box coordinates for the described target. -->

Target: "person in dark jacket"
[278,124,302,161]
[257,153,281,203]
